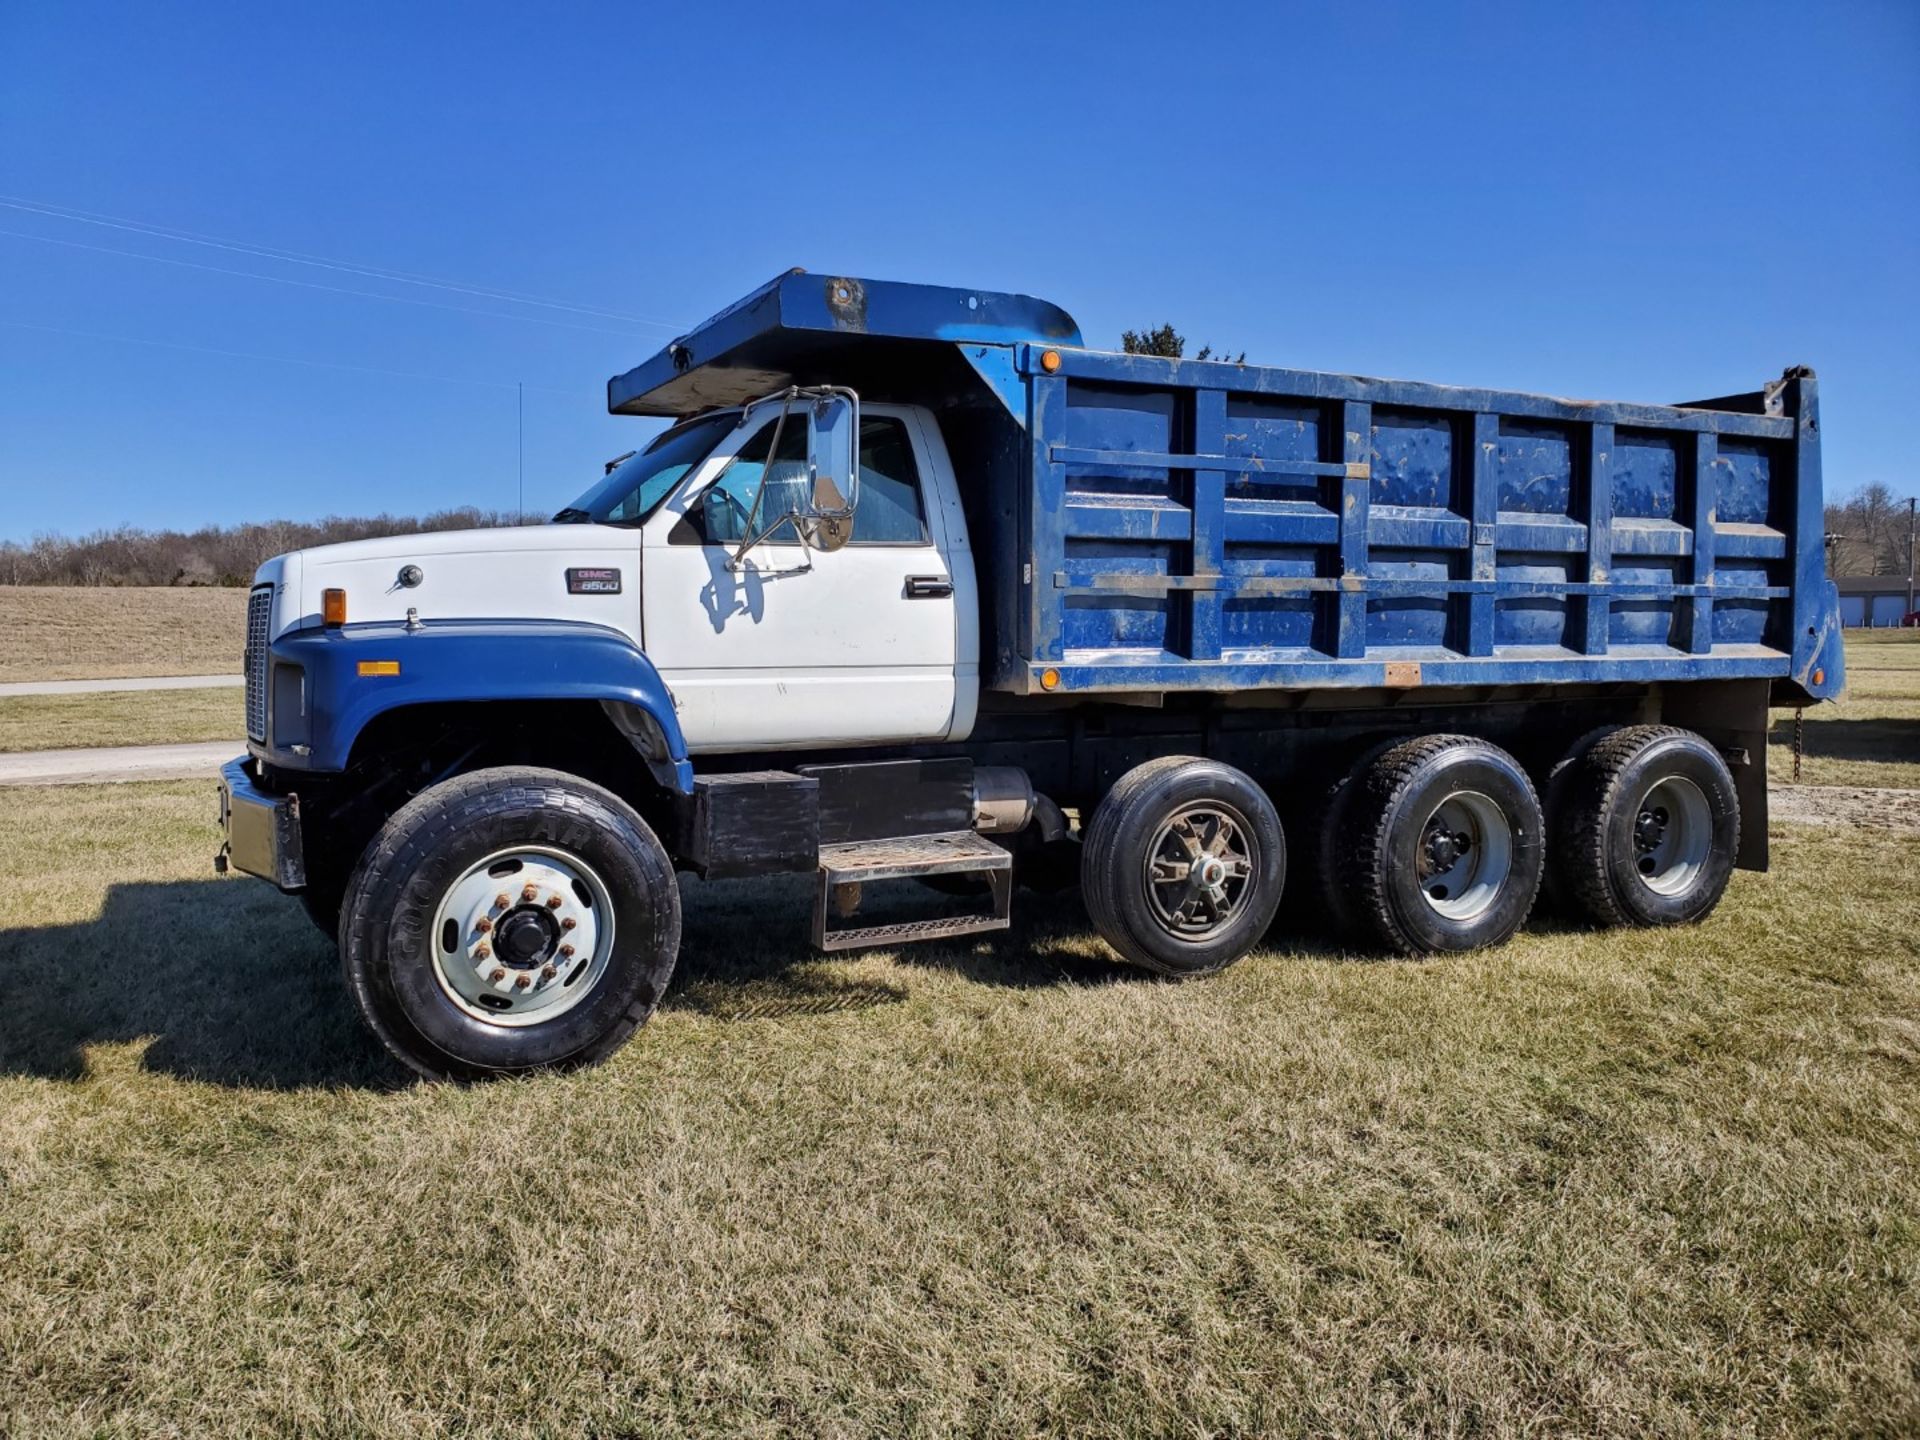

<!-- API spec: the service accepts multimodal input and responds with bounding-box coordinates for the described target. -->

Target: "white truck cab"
[250,397,979,755]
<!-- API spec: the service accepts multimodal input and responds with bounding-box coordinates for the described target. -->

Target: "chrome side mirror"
[730,386,860,565]
[802,393,857,553]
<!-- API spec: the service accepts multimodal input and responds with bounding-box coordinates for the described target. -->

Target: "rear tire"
[1081,756,1285,977]
[1556,725,1739,928]
[340,766,681,1081]
[1334,735,1544,955]
[1312,737,1403,944]
[1538,726,1625,915]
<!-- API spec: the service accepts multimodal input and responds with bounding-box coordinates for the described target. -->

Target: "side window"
[850,416,929,545]
[688,415,807,546]
[674,410,930,547]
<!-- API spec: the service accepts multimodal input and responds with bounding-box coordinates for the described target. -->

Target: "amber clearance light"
[321,588,348,626]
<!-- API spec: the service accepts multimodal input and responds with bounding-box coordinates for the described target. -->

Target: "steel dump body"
[611,271,1845,708]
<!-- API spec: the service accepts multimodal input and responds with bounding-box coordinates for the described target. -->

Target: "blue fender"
[254,619,693,793]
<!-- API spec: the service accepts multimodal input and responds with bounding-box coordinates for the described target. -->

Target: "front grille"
[244,584,273,742]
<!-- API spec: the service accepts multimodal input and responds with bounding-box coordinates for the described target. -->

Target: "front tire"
[1081,757,1286,977]
[1555,725,1739,928]
[298,880,346,945]
[340,767,681,1081]
[1334,735,1544,955]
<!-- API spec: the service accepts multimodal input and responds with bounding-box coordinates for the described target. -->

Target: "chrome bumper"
[216,757,306,890]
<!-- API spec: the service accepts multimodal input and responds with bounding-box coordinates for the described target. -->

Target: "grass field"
[1767,629,1920,789]
[0,585,245,682]
[0,685,240,751]
[2,782,1916,1437]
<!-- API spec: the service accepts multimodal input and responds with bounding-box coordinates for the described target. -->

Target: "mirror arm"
[723,382,861,568]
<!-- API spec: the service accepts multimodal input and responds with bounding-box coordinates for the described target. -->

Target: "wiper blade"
[550,507,593,524]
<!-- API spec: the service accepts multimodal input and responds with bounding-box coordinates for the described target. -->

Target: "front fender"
[253,619,692,793]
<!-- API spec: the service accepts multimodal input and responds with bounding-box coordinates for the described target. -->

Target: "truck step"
[812,831,1012,952]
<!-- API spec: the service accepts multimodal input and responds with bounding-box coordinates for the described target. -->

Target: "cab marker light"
[322,588,348,626]
[357,660,401,677]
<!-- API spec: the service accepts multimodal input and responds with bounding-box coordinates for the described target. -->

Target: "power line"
[0,194,689,332]
[0,317,574,394]
[0,227,668,340]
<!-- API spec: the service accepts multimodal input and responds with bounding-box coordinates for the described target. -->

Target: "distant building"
[1835,575,1916,628]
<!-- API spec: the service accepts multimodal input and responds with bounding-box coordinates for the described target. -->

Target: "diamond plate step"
[812,830,1012,952]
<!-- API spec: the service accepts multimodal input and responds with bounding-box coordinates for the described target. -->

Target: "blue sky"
[1,1,1915,542]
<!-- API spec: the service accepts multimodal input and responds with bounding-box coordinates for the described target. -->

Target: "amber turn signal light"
[322,588,348,626]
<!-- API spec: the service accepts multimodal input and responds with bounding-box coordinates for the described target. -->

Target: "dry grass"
[0,586,245,682]
[1769,629,1920,789]
[1,781,1916,1437]
[0,686,241,752]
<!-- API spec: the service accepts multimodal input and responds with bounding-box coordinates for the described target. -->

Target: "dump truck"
[217,269,1847,1079]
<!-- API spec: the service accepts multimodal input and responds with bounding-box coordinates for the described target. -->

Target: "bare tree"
[1825,482,1913,577]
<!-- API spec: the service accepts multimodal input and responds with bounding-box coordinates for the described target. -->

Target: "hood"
[251,524,643,647]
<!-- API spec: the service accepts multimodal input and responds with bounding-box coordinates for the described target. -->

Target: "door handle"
[904,574,954,599]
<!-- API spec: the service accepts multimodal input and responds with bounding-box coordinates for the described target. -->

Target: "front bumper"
[216,757,306,890]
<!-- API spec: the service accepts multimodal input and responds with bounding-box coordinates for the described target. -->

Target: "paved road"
[0,740,241,786]
[0,674,243,698]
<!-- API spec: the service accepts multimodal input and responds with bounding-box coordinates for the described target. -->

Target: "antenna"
[517,381,525,523]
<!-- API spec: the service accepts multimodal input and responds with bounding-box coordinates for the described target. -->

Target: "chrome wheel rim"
[1632,776,1711,896]
[1142,803,1257,941]
[429,845,615,1027]
[1416,791,1512,922]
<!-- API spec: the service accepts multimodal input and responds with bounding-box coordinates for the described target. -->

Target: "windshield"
[555,411,738,525]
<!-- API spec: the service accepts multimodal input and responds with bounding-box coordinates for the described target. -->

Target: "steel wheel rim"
[429,845,616,1027]
[1416,790,1512,922]
[1142,802,1258,941]
[1632,776,1711,896]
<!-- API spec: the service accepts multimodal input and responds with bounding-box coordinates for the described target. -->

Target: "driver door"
[641,405,960,754]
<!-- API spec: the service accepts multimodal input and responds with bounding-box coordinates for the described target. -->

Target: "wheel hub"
[428,847,615,1027]
[1420,825,1472,876]
[1143,804,1256,940]
[1415,792,1512,921]
[1634,806,1669,853]
[1631,779,1711,894]
[495,907,558,967]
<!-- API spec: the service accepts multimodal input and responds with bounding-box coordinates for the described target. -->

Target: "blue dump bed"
[611,271,1845,706]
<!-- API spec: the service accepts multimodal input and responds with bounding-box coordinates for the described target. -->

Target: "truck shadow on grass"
[665,875,1147,1020]
[0,878,404,1090]
[0,875,1161,1089]
[1767,715,1920,769]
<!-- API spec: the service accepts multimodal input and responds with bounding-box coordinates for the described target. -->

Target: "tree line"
[1825,482,1917,578]
[0,510,527,587]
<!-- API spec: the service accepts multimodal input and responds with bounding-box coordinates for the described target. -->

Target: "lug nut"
[522,884,539,902]
[540,964,557,980]
[558,943,575,958]
[546,894,564,909]
[495,892,510,910]
[560,916,576,931]
[490,967,507,983]
[513,974,531,990]
[475,916,493,933]
[474,942,491,959]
